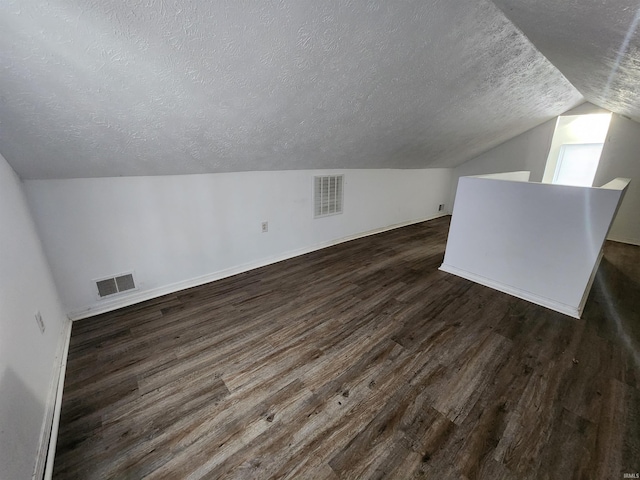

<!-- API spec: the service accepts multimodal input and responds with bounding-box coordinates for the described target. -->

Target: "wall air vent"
[95,272,136,298]
[314,175,343,218]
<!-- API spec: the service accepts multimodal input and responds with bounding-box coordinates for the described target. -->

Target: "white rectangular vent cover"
[314,175,343,218]
[96,273,136,298]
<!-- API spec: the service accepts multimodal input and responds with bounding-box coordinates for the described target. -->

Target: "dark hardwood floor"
[54,216,640,479]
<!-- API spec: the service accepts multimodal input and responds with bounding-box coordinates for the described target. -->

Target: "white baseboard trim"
[33,317,72,480]
[577,250,604,316]
[43,317,72,480]
[69,214,449,321]
[607,234,640,246]
[439,263,581,319]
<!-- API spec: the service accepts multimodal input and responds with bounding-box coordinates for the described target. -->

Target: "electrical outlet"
[262,221,268,233]
[35,311,45,333]
[438,204,445,212]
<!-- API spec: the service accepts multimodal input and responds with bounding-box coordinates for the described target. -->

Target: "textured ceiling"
[0,0,583,179]
[492,0,640,123]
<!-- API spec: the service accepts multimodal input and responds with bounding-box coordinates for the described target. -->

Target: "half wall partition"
[440,172,630,318]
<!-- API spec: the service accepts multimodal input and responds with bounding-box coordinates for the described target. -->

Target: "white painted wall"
[451,105,640,245]
[25,168,452,318]
[594,114,640,245]
[441,175,629,317]
[470,171,531,182]
[448,118,556,207]
[0,154,68,480]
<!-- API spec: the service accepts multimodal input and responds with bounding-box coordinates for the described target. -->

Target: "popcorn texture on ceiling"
[0,0,583,179]
[492,0,640,124]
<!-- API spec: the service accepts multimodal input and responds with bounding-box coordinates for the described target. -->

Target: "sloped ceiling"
[492,0,640,123]
[0,0,584,179]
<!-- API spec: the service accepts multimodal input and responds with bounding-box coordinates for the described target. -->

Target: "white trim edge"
[37,318,72,480]
[577,250,604,315]
[69,214,449,321]
[606,234,640,246]
[438,263,581,319]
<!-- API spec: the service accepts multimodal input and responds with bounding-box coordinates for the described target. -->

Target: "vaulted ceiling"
[0,0,637,179]
[492,0,640,123]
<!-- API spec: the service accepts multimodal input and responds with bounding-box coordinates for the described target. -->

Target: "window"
[552,143,604,187]
[542,113,611,185]
[314,175,343,217]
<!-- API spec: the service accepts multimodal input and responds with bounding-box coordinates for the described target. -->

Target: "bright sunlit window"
[552,143,604,187]
[542,112,612,186]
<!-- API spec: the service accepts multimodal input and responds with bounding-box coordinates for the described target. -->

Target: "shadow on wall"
[0,367,45,480]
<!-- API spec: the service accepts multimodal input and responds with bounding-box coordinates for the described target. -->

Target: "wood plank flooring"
[53,217,640,479]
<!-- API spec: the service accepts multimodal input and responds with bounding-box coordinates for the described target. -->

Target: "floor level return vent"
[95,272,136,298]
